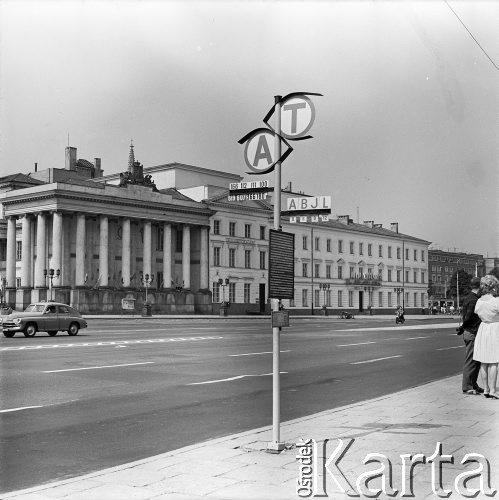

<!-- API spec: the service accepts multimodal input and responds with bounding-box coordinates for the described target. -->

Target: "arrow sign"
[238,128,293,175]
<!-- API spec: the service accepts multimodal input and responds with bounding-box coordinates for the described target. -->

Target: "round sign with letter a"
[240,128,292,174]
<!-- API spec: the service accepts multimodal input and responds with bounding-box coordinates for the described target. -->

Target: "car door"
[56,305,70,331]
[43,305,59,331]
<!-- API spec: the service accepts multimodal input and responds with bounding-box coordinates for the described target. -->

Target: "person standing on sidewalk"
[457,277,483,395]
[473,275,499,399]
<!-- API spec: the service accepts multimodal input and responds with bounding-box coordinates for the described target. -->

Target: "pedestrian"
[456,277,483,395]
[473,275,499,399]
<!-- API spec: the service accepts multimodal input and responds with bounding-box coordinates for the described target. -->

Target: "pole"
[311,226,314,315]
[402,240,405,310]
[269,95,284,452]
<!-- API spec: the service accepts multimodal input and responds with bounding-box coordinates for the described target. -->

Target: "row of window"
[212,281,250,303]
[213,220,266,240]
[298,289,426,309]
[213,247,266,269]
[301,236,425,262]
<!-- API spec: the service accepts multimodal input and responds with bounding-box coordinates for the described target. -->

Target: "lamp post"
[142,273,154,303]
[44,268,60,300]
[394,287,404,309]
[364,285,374,314]
[455,258,462,312]
[0,276,7,305]
[218,278,230,317]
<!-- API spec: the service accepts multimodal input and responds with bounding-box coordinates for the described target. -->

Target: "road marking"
[338,324,456,332]
[337,341,377,347]
[405,336,429,340]
[350,355,402,365]
[436,346,464,351]
[0,405,44,413]
[43,361,155,373]
[0,336,223,352]
[229,350,291,357]
[188,371,288,385]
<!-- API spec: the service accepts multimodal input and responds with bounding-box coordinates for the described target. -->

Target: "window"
[260,251,266,269]
[421,293,425,307]
[388,269,392,282]
[350,241,354,254]
[157,271,163,289]
[368,244,372,256]
[326,290,332,307]
[405,292,409,307]
[338,266,343,279]
[422,271,426,283]
[314,263,320,278]
[213,247,221,267]
[302,263,308,277]
[388,292,392,307]
[229,283,236,303]
[414,292,418,307]
[338,290,343,307]
[156,225,164,251]
[244,224,251,238]
[413,249,417,261]
[244,250,251,269]
[315,237,320,251]
[0,239,5,261]
[388,246,392,258]
[397,270,401,282]
[413,271,417,283]
[397,247,401,259]
[176,228,183,252]
[229,222,236,237]
[314,289,320,307]
[16,277,21,288]
[338,240,343,253]
[16,241,22,261]
[229,248,236,268]
[349,266,355,278]
[421,250,425,262]
[302,289,308,307]
[378,291,383,307]
[213,220,220,235]
[405,248,409,260]
[260,225,265,240]
[303,236,308,250]
[359,242,363,255]
[212,282,220,302]
[359,267,364,277]
[326,265,331,279]
[348,291,354,307]
[326,239,331,252]
[405,270,409,283]
[378,245,383,257]
[244,283,251,303]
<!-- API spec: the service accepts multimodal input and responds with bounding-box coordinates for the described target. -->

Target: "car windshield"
[24,304,46,313]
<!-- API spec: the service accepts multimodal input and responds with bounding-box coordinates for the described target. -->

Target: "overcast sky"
[1,0,497,256]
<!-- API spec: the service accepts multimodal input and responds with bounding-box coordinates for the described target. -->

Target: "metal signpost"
[238,92,321,452]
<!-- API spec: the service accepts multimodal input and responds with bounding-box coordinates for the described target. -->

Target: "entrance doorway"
[259,284,266,313]
[358,291,364,312]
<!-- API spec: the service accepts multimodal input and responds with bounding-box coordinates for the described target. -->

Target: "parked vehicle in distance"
[2,301,87,338]
[338,311,355,319]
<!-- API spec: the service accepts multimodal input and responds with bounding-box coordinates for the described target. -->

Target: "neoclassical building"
[0,143,433,314]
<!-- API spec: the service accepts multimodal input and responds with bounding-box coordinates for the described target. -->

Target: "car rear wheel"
[3,331,15,338]
[68,323,79,336]
[23,323,37,337]
[48,331,58,336]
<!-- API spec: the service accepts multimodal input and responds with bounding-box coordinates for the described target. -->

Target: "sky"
[1,0,498,256]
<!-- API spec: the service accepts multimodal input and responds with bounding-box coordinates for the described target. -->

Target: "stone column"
[34,213,47,288]
[163,223,172,289]
[122,218,131,287]
[51,211,63,275]
[75,213,86,287]
[200,226,209,290]
[6,216,17,288]
[99,215,109,287]
[21,214,32,287]
[143,220,152,278]
[182,225,190,289]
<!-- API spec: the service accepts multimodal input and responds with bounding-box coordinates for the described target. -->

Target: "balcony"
[345,274,382,287]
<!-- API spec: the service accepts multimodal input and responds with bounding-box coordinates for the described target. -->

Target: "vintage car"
[2,301,87,338]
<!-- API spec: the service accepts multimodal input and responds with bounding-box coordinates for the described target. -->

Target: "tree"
[449,270,472,303]
[488,267,499,279]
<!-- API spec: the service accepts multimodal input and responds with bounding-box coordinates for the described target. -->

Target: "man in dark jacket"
[457,277,483,394]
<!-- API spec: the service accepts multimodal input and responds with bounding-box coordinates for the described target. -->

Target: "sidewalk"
[3,375,497,500]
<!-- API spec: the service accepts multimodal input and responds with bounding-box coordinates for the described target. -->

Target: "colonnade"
[4,212,210,292]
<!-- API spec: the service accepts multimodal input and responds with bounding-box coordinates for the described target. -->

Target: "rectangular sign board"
[286,195,331,212]
[272,310,290,328]
[269,229,295,299]
[290,215,330,223]
[229,180,269,191]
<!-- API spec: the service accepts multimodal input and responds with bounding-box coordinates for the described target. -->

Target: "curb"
[0,374,461,499]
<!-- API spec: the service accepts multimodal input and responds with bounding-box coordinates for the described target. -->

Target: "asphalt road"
[0,317,463,493]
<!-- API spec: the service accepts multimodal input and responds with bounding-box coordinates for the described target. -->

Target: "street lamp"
[394,287,404,309]
[455,258,462,313]
[141,273,154,303]
[364,285,374,313]
[319,283,330,307]
[218,277,230,304]
[44,268,60,300]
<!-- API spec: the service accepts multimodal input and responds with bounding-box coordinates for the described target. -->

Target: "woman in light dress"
[473,275,499,399]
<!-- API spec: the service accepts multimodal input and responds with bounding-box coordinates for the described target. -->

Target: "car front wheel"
[23,323,37,337]
[68,323,79,336]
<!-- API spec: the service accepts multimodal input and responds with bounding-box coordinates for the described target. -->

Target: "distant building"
[484,257,499,274]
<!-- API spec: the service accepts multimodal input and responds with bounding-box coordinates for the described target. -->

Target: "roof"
[158,187,196,202]
[0,173,44,185]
